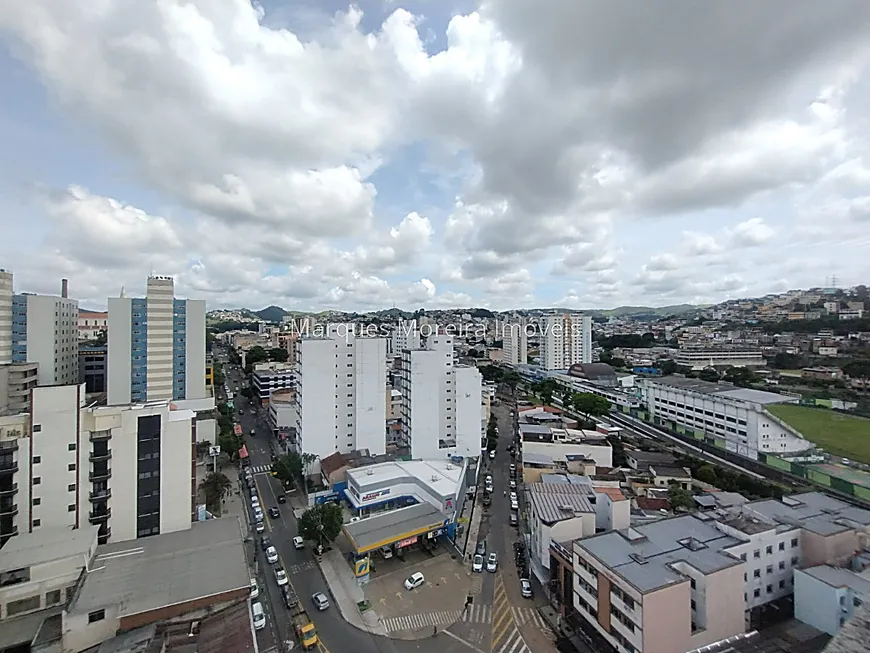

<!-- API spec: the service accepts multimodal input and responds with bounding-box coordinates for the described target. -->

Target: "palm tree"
[199,472,232,512]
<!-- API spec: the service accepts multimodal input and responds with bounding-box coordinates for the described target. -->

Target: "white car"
[254,521,265,534]
[486,552,498,572]
[404,571,425,590]
[251,495,260,508]
[250,578,259,599]
[275,567,288,586]
[510,491,518,501]
[489,449,496,459]
[293,536,305,550]
[510,480,517,490]
[520,578,533,598]
[266,546,279,564]
[312,592,330,610]
[472,555,484,572]
[511,500,519,511]
[253,508,264,522]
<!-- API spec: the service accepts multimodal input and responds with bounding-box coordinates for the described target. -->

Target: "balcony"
[89,449,112,462]
[0,524,19,539]
[89,469,112,482]
[0,483,16,497]
[0,460,18,476]
[0,503,18,517]
[89,489,112,502]
[0,440,19,453]
[97,527,112,544]
[89,508,112,523]
[89,430,112,442]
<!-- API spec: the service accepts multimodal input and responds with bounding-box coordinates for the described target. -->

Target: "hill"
[253,305,290,323]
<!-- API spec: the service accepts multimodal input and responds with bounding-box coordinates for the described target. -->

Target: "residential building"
[0,384,197,546]
[0,362,38,415]
[674,348,765,370]
[541,313,592,371]
[639,376,811,458]
[78,310,108,340]
[268,388,295,439]
[501,318,528,365]
[390,319,421,355]
[573,515,746,653]
[397,335,483,460]
[251,361,295,405]
[79,343,107,393]
[0,269,12,365]
[107,276,206,405]
[5,275,79,386]
[386,385,402,420]
[794,565,870,636]
[293,331,387,467]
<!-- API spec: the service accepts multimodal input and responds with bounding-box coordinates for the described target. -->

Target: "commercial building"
[397,335,483,460]
[0,384,197,546]
[107,275,207,405]
[794,565,870,636]
[674,348,765,370]
[639,376,810,458]
[341,459,467,555]
[79,343,107,393]
[78,310,108,340]
[293,330,387,466]
[519,424,613,469]
[1,272,79,386]
[573,515,747,653]
[501,318,528,365]
[251,361,295,404]
[541,313,592,371]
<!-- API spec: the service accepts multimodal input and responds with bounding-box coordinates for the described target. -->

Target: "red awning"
[239,445,249,460]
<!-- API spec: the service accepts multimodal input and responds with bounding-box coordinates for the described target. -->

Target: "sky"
[1,0,869,312]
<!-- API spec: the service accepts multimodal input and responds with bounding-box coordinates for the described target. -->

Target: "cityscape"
[2,4,870,653]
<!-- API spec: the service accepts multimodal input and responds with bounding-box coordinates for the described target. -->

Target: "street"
[222,357,480,653]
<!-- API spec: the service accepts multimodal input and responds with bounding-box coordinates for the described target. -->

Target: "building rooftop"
[720,514,778,535]
[647,376,793,405]
[70,518,248,618]
[802,565,870,595]
[746,492,870,536]
[577,514,743,594]
[715,387,794,405]
[651,465,691,479]
[1,525,98,573]
[343,503,446,553]
[626,450,677,466]
[346,459,463,497]
[527,483,595,524]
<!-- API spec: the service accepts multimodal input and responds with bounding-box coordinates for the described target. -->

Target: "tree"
[269,347,289,363]
[195,441,212,459]
[298,503,344,546]
[272,451,304,489]
[245,345,269,373]
[668,484,694,510]
[199,472,232,512]
[572,393,611,420]
[468,348,480,358]
[655,359,678,375]
[240,387,253,400]
[694,464,718,485]
[772,352,804,369]
[843,357,870,379]
[610,357,627,369]
[698,367,720,382]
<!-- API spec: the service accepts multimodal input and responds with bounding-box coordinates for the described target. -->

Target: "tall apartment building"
[293,331,387,466]
[397,335,483,460]
[390,319,421,355]
[0,383,196,546]
[501,318,528,365]
[107,276,206,405]
[0,270,11,365]
[541,313,592,371]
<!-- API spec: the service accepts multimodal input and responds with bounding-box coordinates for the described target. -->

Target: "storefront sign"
[444,498,454,511]
[355,557,370,577]
[361,488,391,503]
[397,536,418,548]
[427,528,444,539]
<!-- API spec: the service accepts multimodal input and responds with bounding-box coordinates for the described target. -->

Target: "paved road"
[222,358,478,653]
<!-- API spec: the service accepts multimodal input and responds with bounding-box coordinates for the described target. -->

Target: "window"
[753,589,760,598]
[88,609,105,623]
[68,443,76,451]
[766,565,773,575]
[33,455,41,464]
[766,545,773,555]
[33,477,41,485]
[753,550,760,559]
[68,484,76,492]
[45,589,62,606]
[690,578,696,589]
[33,424,42,433]
[854,597,862,608]
[68,504,76,512]
[766,584,773,594]
[7,596,41,616]
[33,519,41,527]
[740,553,746,561]
[33,497,40,506]
[791,556,799,565]
[753,569,760,578]
[791,538,798,548]
[779,561,785,570]
[779,580,785,590]
[779,541,785,551]
[690,599,696,610]
[68,463,76,471]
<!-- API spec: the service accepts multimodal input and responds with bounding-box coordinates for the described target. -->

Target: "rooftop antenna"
[119,286,126,298]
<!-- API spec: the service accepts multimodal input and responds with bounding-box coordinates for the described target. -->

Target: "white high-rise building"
[390,319,421,355]
[540,313,592,371]
[398,335,483,460]
[293,330,387,467]
[0,383,196,546]
[0,269,12,365]
[107,276,206,405]
[501,318,528,365]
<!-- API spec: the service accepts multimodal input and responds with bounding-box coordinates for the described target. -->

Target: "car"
[487,552,498,572]
[268,507,280,519]
[239,409,244,415]
[312,592,330,610]
[260,536,272,551]
[281,585,298,609]
[510,513,518,527]
[509,463,516,472]
[252,601,266,630]
[251,495,260,508]
[489,449,496,459]
[266,546,279,564]
[404,572,425,590]
[511,500,519,511]
[472,555,484,572]
[253,508,264,522]
[520,578,533,598]
[293,536,305,550]
[485,474,493,484]
[254,520,265,533]
[476,540,486,556]
[277,495,287,504]
[250,578,259,599]
[509,480,517,490]
[274,567,288,586]
[509,491,517,501]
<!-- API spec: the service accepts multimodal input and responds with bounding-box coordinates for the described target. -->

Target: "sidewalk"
[316,547,387,636]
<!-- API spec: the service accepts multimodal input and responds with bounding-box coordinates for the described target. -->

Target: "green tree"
[668,484,694,510]
[479,365,505,383]
[298,503,344,546]
[698,367,720,382]
[723,366,757,387]
[843,357,870,379]
[195,441,212,459]
[502,370,521,392]
[212,361,225,387]
[199,472,232,512]
[272,452,304,489]
[240,387,253,400]
[269,347,289,363]
[656,359,678,375]
[245,345,269,373]
[694,464,718,485]
[572,393,611,420]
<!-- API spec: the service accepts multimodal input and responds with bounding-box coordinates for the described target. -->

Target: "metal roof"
[528,483,594,524]
[343,503,446,552]
[747,492,870,536]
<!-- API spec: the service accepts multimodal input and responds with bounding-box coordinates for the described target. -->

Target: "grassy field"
[767,404,870,463]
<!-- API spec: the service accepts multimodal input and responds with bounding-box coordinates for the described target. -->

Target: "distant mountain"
[253,305,290,323]
[595,304,700,318]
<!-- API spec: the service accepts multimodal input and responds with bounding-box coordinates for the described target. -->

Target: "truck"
[291,605,318,649]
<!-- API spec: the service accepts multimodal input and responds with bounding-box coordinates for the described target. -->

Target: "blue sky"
[0,1,868,311]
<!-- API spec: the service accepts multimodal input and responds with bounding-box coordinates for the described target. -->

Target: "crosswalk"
[457,604,549,630]
[462,603,492,624]
[514,606,552,632]
[491,574,532,653]
[248,465,272,474]
[381,610,462,633]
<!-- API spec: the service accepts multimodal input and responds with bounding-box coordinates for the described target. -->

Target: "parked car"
[520,578,532,598]
[255,521,265,533]
[312,592,330,610]
[486,552,498,572]
[404,572,425,590]
[476,540,486,556]
[274,567,288,586]
[511,499,519,511]
[282,585,298,609]
[489,449,496,459]
[509,480,517,490]
[277,495,287,504]
[249,578,259,599]
[293,536,305,550]
[510,513,518,527]
[266,546,279,564]
[252,602,266,630]
[268,507,280,519]
[472,555,484,572]
[260,536,272,551]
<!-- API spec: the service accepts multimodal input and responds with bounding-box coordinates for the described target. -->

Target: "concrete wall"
[184,299,207,401]
[353,337,387,456]
[801,529,859,567]
[106,297,132,406]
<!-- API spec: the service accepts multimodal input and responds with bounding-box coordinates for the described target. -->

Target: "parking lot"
[363,551,470,632]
